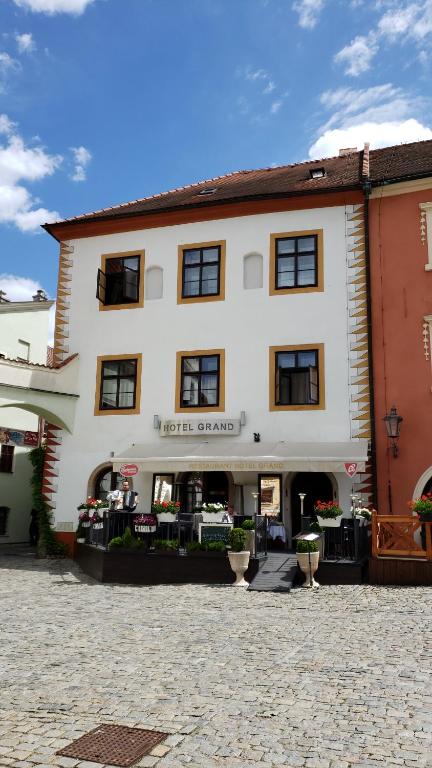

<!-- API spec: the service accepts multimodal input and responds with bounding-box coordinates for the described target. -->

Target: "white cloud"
[334,34,378,76]
[270,100,283,114]
[0,52,20,92]
[292,0,325,29]
[0,273,46,301]
[336,2,432,76]
[263,80,275,94]
[16,33,35,53]
[245,68,268,81]
[309,118,432,158]
[13,0,96,13]
[319,83,423,130]
[70,145,92,182]
[0,114,61,232]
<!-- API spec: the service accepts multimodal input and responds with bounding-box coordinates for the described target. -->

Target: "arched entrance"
[179,471,230,513]
[290,472,335,536]
[91,464,127,501]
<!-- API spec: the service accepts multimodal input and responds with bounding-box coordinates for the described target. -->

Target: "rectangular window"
[177,241,226,304]
[0,445,14,473]
[269,344,325,410]
[94,354,142,415]
[270,230,323,295]
[176,349,225,412]
[97,250,144,310]
[17,339,30,362]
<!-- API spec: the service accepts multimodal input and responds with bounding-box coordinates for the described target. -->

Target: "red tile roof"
[43,139,432,231]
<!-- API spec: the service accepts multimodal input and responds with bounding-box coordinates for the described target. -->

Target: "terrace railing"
[371,513,432,560]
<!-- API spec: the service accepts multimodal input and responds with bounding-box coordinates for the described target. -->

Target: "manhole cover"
[57,723,168,767]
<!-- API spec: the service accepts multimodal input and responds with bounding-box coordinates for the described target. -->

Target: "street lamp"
[383,406,403,457]
[299,492,306,527]
[251,490,259,518]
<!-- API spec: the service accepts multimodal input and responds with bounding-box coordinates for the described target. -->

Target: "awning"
[112,440,368,473]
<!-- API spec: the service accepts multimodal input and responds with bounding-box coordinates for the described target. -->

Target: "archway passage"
[94,465,124,501]
[290,472,334,536]
[179,471,229,513]
[423,477,432,495]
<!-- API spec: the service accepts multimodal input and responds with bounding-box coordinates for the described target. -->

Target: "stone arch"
[413,466,432,502]
[243,252,263,290]
[0,402,71,432]
[145,266,163,300]
[86,462,133,499]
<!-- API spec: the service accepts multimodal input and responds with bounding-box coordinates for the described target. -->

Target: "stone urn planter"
[297,551,320,588]
[228,551,250,587]
[316,514,343,528]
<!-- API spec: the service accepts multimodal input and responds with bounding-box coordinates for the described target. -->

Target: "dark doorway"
[180,471,229,513]
[290,472,334,536]
[423,477,432,495]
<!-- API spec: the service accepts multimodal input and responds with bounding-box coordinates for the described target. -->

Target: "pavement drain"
[56,723,168,767]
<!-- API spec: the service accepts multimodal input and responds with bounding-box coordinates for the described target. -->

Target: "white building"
[43,153,371,549]
[0,290,54,542]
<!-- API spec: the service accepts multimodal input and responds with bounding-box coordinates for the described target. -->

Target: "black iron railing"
[320,518,370,561]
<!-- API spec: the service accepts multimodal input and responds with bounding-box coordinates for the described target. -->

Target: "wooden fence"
[371,513,432,560]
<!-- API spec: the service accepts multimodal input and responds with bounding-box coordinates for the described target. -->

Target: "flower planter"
[227,551,250,586]
[135,525,157,533]
[81,521,91,528]
[417,513,432,523]
[156,512,177,523]
[92,522,104,530]
[316,514,343,528]
[297,551,320,588]
[201,512,225,523]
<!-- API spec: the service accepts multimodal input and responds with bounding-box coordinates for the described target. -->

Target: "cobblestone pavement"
[0,552,431,768]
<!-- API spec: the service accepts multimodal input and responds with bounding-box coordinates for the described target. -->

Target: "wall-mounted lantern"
[383,406,403,457]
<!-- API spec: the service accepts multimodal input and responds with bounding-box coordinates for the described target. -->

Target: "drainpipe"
[362,177,378,509]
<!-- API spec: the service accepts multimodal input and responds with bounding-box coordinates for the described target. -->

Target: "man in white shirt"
[107,480,139,537]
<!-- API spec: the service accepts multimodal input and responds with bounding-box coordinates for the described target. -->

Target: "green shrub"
[229,527,247,552]
[186,541,204,552]
[108,536,123,550]
[108,527,143,550]
[241,519,255,530]
[296,540,319,553]
[153,538,179,551]
[309,521,323,534]
[206,541,226,552]
[29,447,68,558]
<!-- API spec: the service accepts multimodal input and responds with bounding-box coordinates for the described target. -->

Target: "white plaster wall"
[0,304,52,542]
[54,205,353,527]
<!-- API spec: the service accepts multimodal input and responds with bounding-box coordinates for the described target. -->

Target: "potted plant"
[76,522,86,544]
[186,541,226,557]
[90,512,104,530]
[296,539,320,588]
[353,507,372,526]
[77,498,108,527]
[227,527,250,586]
[308,521,324,558]
[314,500,343,528]
[133,513,157,533]
[241,518,255,555]
[408,493,432,522]
[153,538,179,555]
[200,502,227,523]
[152,500,180,523]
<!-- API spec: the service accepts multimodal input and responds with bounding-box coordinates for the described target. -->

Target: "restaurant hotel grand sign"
[160,418,241,436]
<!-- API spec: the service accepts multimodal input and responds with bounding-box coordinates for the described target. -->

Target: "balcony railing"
[371,513,432,560]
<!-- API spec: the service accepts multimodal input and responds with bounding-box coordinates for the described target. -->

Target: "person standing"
[107,480,139,537]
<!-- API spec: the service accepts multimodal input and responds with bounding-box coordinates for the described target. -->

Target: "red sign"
[344,462,358,478]
[119,463,139,477]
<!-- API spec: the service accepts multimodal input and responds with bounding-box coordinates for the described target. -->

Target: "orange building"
[369,141,432,514]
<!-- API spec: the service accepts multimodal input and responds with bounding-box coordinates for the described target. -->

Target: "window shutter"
[96,268,107,303]
[309,366,318,403]
[123,268,139,301]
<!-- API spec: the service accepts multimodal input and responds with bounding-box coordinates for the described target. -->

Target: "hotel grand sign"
[160,418,241,436]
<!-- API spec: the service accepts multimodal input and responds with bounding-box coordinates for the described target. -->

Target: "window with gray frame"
[100,359,138,410]
[180,355,220,407]
[182,246,221,298]
[275,235,317,289]
[97,255,140,305]
[275,349,319,405]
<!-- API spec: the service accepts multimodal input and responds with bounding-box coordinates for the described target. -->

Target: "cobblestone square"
[0,553,431,768]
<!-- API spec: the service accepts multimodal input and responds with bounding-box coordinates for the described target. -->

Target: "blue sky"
[0,0,431,316]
